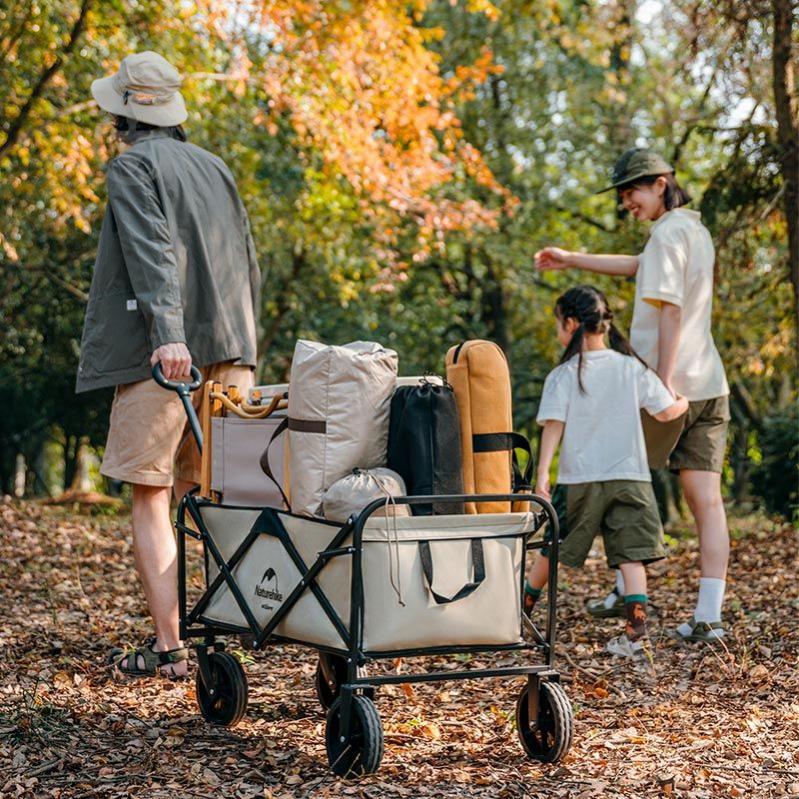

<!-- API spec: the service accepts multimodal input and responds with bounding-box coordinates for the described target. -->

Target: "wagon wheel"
[325,695,384,776]
[516,680,573,763]
[196,651,248,727]
[315,653,349,711]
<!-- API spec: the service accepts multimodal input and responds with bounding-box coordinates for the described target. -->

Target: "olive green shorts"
[643,396,729,473]
[553,480,665,569]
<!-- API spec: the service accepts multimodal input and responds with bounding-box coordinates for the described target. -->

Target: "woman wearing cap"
[534,148,730,643]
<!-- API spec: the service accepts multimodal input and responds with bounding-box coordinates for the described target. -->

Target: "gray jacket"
[75,130,260,393]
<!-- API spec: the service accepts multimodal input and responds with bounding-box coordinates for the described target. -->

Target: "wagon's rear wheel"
[516,680,573,763]
[325,695,384,776]
[315,653,349,711]
[196,651,248,727]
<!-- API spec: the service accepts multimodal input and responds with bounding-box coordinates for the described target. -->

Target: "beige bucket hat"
[92,51,187,127]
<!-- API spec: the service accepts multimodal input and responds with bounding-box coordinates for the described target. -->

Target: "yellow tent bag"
[445,340,533,513]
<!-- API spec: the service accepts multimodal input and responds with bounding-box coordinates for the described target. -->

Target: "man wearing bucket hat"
[534,147,730,650]
[76,52,261,677]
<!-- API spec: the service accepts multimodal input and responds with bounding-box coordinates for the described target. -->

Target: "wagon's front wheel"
[196,651,248,727]
[325,695,383,776]
[516,680,573,763]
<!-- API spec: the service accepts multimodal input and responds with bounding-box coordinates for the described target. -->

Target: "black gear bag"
[387,379,464,516]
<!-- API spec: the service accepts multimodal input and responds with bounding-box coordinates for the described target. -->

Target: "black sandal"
[109,637,190,678]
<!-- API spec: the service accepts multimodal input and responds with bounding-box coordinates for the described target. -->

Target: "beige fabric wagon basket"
[198,506,532,653]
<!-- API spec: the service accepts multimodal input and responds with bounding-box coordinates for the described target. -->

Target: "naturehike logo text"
[254,567,283,603]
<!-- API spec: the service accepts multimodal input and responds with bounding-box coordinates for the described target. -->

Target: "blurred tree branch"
[0,0,93,158]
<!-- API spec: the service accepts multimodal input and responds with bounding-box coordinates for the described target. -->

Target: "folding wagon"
[157,366,574,776]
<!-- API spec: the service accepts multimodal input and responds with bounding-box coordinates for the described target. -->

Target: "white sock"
[600,570,625,609]
[694,577,725,623]
[676,578,726,636]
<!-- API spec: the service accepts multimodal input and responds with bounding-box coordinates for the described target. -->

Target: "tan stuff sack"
[262,340,399,517]
[445,340,533,513]
[321,468,410,523]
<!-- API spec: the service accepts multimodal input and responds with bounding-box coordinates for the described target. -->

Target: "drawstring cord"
[363,470,405,607]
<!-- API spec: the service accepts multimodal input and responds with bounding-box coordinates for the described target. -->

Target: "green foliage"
[0,0,794,504]
[750,406,799,519]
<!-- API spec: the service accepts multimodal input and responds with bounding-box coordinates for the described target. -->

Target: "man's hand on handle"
[151,342,193,381]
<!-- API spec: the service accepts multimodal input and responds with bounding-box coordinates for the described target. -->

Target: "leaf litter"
[1,499,798,798]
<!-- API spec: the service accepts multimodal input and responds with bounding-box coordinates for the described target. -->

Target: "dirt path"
[1,500,797,798]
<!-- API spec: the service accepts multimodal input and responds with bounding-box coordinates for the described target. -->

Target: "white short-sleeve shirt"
[536,350,674,484]
[631,208,728,401]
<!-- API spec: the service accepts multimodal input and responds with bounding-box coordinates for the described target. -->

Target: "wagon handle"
[152,362,204,453]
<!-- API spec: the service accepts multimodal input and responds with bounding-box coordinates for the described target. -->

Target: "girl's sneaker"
[587,588,625,619]
[671,616,725,643]
[606,632,650,659]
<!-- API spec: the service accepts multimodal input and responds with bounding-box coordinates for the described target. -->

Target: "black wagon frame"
[157,364,573,774]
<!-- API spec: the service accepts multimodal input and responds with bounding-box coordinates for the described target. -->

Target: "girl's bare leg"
[526,552,551,591]
[618,561,646,596]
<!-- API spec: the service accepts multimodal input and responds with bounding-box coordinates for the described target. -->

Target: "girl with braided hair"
[525,285,688,657]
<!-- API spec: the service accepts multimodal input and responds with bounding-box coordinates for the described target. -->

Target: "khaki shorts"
[556,480,665,569]
[101,362,254,487]
[643,395,729,473]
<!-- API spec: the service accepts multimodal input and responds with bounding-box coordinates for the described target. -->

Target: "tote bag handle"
[418,538,485,605]
[259,417,291,511]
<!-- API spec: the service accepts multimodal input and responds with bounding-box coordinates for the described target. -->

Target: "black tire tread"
[196,651,248,727]
[516,680,573,763]
[326,695,384,776]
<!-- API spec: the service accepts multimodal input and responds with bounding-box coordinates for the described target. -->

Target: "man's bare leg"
[122,483,187,676]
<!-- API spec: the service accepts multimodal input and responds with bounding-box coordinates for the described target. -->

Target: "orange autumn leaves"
[4,1,511,270]
[237,0,513,259]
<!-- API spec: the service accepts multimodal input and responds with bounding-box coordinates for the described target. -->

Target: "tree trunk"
[68,437,96,493]
[481,260,509,353]
[31,440,50,496]
[14,454,25,498]
[608,0,637,150]
[731,420,750,503]
[63,434,78,491]
[772,0,799,341]
[0,447,13,496]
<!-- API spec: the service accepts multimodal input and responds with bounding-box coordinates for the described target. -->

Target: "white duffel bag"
[268,340,398,517]
[322,467,410,523]
[199,506,531,653]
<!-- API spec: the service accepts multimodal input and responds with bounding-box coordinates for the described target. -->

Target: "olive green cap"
[596,148,674,194]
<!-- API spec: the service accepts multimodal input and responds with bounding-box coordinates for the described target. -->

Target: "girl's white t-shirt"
[536,350,673,484]
[631,208,729,401]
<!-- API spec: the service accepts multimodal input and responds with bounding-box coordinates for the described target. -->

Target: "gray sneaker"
[671,616,725,643]
[587,589,626,619]
[606,633,649,659]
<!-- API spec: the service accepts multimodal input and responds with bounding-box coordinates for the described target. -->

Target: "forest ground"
[1,499,797,799]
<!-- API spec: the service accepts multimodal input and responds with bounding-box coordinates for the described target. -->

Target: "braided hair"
[555,285,645,393]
